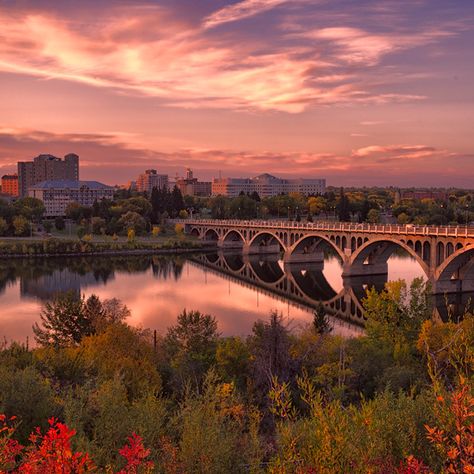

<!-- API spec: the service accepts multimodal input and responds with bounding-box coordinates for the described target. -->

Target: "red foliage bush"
[0,417,153,474]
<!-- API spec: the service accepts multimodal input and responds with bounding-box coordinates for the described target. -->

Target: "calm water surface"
[0,252,439,344]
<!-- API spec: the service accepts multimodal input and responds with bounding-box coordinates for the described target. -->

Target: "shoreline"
[0,238,217,259]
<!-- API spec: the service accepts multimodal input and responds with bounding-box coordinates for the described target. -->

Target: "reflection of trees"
[0,255,186,300]
[151,256,184,281]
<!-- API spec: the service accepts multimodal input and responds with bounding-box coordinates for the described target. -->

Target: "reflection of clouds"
[82,265,314,337]
[0,254,427,343]
[0,281,42,345]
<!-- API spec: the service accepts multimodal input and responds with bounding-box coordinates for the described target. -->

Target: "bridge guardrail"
[174,219,474,238]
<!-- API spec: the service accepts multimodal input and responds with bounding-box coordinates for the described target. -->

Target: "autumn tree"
[164,310,219,389]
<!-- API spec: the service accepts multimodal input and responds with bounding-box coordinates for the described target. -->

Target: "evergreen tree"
[337,187,351,222]
[171,186,185,217]
[313,303,332,335]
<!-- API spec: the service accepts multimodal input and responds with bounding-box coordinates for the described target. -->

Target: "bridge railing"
[175,219,474,238]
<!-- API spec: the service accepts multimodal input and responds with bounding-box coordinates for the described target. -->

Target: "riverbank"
[0,237,217,258]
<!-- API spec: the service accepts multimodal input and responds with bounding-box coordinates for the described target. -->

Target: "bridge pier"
[342,262,388,278]
[218,238,244,250]
[243,243,281,255]
[283,249,324,265]
[284,260,324,272]
[432,277,474,294]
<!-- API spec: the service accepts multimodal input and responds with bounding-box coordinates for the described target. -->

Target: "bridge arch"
[436,245,474,282]
[190,227,201,237]
[222,229,245,243]
[203,228,219,241]
[350,238,430,277]
[248,231,285,252]
[222,253,246,273]
[248,257,285,284]
[289,233,346,261]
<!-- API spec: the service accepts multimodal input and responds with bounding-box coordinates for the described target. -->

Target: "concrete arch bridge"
[183,219,474,294]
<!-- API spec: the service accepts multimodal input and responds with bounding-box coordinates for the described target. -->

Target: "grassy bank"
[0,235,214,258]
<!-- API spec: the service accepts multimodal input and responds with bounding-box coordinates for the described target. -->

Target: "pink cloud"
[203,0,288,29]
[0,4,453,113]
[1,127,472,187]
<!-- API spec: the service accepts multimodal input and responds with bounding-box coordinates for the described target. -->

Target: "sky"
[0,0,473,187]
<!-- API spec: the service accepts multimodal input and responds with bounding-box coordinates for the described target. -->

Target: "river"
[0,251,470,344]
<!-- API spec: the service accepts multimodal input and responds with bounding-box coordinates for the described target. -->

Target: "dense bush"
[0,283,472,472]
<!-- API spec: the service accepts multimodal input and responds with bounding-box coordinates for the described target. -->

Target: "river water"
[0,252,469,344]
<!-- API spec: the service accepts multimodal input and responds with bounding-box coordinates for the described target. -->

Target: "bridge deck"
[182,219,474,238]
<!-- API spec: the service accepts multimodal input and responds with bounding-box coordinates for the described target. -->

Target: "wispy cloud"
[0,2,456,113]
[203,0,288,29]
[1,127,472,187]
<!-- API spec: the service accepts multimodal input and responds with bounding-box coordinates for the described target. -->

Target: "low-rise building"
[1,174,19,196]
[175,168,212,197]
[212,173,326,197]
[136,169,168,193]
[29,179,114,216]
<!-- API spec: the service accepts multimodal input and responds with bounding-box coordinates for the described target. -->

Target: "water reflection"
[0,252,471,344]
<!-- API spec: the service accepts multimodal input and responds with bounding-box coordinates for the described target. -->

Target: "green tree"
[367,208,381,223]
[14,197,45,222]
[0,216,8,236]
[118,211,146,235]
[0,366,58,443]
[32,291,93,347]
[13,215,29,236]
[164,310,219,388]
[91,216,106,235]
[54,216,65,230]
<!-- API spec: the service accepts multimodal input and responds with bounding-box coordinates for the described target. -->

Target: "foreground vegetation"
[0,280,473,473]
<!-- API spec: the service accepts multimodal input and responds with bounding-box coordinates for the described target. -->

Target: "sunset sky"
[0,0,473,187]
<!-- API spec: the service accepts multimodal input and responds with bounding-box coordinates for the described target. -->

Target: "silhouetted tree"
[337,187,351,222]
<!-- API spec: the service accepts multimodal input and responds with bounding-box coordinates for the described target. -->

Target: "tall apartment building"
[29,180,114,217]
[1,174,19,196]
[212,173,326,198]
[18,153,79,197]
[174,168,212,197]
[136,169,168,193]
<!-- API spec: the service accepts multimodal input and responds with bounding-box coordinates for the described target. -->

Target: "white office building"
[212,174,326,197]
[29,180,114,216]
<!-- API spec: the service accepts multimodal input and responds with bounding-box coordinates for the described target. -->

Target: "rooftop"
[30,180,112,190]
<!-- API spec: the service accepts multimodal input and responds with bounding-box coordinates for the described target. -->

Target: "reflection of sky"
[0,255,425,344]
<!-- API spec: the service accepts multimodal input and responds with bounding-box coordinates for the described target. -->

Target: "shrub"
[174,223,184,235]
[54,216,65,230]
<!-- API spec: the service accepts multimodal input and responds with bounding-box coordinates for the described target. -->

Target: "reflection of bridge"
[190,251,367,333]
[191,251,474,327]
[184,220,474,294]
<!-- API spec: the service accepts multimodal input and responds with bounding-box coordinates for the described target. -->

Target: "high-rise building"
[29,180,114,216]
[212,173,326,197]
[18,153,79,197]
[1,174,19,196]
[136,169,168,193]
[174,168,212,197]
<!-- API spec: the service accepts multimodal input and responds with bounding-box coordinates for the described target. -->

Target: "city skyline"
[0,0,473,187]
